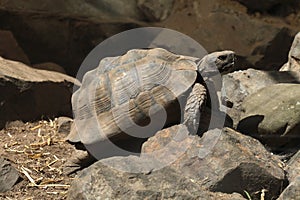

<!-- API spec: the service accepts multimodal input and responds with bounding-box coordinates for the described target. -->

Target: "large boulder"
[237,84,300,152]
[221,69,300,126]
[67,125,286,199]
[67,156,246,200]
[142,125,287,200]
[0,57,80,128]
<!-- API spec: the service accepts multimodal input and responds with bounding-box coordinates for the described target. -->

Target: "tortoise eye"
[218,55,228,61]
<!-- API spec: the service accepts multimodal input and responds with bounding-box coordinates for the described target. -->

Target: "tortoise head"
[197,50,235,77]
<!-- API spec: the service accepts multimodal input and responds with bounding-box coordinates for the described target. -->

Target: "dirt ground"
[0,119,77,200]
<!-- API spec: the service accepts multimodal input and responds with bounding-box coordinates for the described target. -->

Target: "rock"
[56,116,73,135]
[221,69,300,126]
[137,0,175,22]
[277,176,300,200]
[285,150,300,182]
[32,62,66,74]
[0,158,20,193]
[237,84,300,152]
[142,125,287,200]
[0,30,30,65]
[0,57,80,129]
[280,32,300,72]
[68,155,246,200]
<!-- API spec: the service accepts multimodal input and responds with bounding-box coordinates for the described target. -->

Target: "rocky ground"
[0,0,300,200]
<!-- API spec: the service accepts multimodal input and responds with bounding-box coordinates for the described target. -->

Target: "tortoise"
[66,48,235,173]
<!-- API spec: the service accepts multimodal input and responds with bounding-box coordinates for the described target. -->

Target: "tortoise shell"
[72,48,199,145]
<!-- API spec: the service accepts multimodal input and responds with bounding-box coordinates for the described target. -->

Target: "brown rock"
[68,155,246,200]
[0,57,80,129]
[142,125,287,200]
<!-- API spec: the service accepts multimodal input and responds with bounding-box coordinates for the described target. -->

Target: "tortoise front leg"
[183,83,206,135]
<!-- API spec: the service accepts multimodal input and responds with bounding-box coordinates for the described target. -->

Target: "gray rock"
[0,158,20,193]
[0,30,30,65]
[285,150,300,182]
[56,116,73,135]
[0,57,80,129]
[237,84,300,152]
[68,155,246,200]
[280,32,300,72]
[277,176,300,200]
[222,69,300,126]
[137,0,175,22]
[142,125,287,200]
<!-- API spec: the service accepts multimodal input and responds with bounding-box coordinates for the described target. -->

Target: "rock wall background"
[0,0,300,76]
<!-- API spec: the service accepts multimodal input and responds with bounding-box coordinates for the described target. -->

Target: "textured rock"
[237,84,300,152]
[56,116,73,135]
[277,176,300,200]
[285,150,300,182]
[221,69,300,126]
[0,30,30,65]
[137,0,175,22]
[0,158,20,193]
[67,155,246,200]
[0,57,80,128]
[142,125,287,200]
[280,32,300,72]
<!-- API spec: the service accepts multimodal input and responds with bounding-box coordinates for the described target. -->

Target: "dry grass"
[0,119,77,200]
